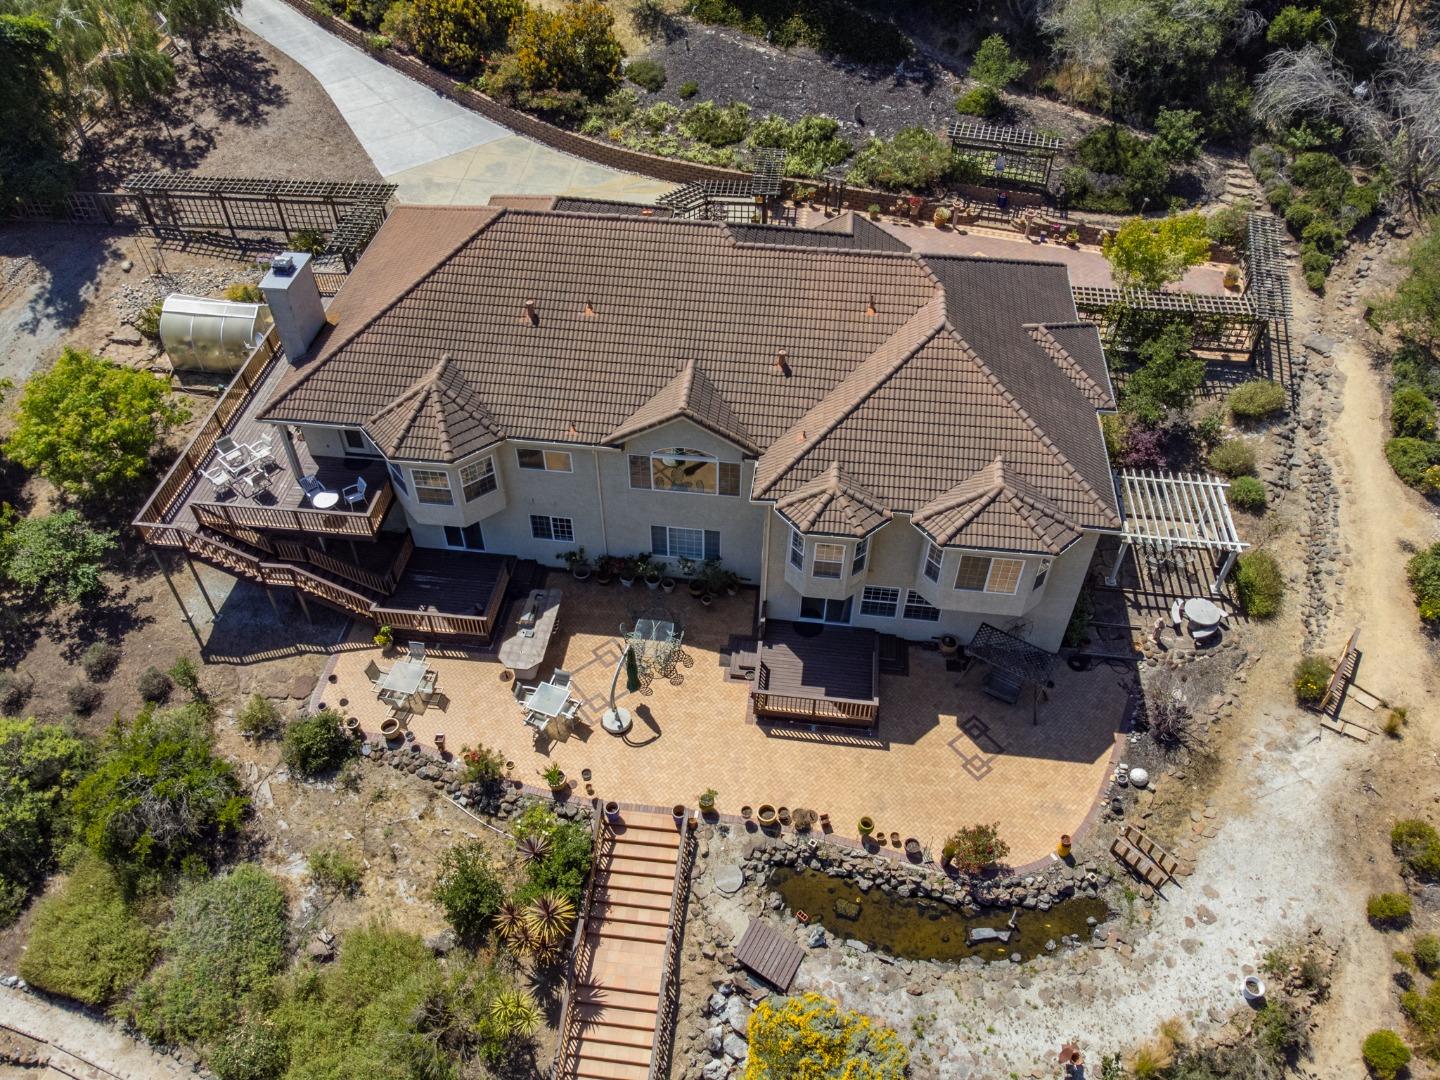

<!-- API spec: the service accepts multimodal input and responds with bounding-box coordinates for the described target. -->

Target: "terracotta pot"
[757,804,777,827]
[740,805,753,820]
[380,717,401,738]
[548,772,568,792]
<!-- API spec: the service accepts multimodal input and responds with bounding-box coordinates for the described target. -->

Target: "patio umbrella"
[624,645,641,694]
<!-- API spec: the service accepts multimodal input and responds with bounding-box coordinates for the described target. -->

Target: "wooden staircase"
[557,811,691,1080]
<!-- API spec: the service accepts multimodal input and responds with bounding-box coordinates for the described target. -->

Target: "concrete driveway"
[239,0,672,206]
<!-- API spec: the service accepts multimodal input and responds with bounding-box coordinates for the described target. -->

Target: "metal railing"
[552,811,611,1080]
[190,480,394,538]
[647,825,698,1080]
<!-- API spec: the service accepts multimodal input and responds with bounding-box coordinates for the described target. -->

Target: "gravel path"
[0,986,199,1079]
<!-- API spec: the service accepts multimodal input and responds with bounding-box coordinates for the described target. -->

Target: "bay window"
[813,542,845,579]
[954,555,1025,594]
[460,457,496,501]
[412,468,452,505]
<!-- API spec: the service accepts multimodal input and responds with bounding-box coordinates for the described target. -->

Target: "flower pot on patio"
[698,789,716,814]
[619,573,636,588]
[380,717,401,739]
[672,803,686,826]
[699,593,714,607]
[740,805,753,820]
[757,804,778,828]
[1057,834,1072,858]
[543,768,567,793]
[660,577,676,593]
[344,716,361,736]
[604,800,622,824]
[858,816,875,836]
[645,570,662,590]
[688,580,705,598]
[939,635,959,656]
[904,838,922,861]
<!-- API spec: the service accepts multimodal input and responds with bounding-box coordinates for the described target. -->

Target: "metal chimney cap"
[270,254,296,275]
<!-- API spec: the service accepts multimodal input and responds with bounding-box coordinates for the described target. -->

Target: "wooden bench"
[1110,826,1180,892]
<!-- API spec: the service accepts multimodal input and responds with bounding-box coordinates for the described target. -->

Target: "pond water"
[769,868,1111,963]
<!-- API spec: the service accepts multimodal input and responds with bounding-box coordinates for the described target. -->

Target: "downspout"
[594,451,610,556]
[758,501,772,611]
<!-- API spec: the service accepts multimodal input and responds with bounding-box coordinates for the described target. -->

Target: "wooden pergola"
[946,120,1065,188]
[1105,470,1247,595]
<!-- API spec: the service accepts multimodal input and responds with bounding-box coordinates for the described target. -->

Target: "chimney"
[773,348,791,377]
[865,295,876,317]
[261,252,326,363]
[524,299,539,325]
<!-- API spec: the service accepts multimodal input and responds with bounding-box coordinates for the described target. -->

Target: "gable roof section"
[911,457,1085,555]
[364,355,503,462]
[774,462,891,538]
[729,212,908,253]
[1025,321,1115,410]
[605,359,757,453]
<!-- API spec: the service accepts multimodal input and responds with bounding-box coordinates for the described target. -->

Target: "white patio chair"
[245,433,276,470]
[342,476,368,509]
[201,466,234,497]
[215,435,247,470]
[560,698,581,719]
[407,641,425,662]
[364,660,387,688]
[550,670,572,689]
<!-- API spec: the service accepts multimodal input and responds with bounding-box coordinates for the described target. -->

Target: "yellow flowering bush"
[745,992,909,1079]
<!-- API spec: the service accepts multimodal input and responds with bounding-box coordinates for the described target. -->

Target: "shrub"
[1285,200,1317,233]
[1103,213,1211,291]
[1368,891,1413,928]
[1253,997,1307,1064]
[1208,439,1257,477]
[282,708,353,778]
[400,0,523,74]
[678,99,750,146]
[625,57,665,92]
[1305,269,1327,293]
[137,666,172,704]
[1401,981,1440,1060]
[1392,386,1437,439]
[748,992,909,1077]
[129,865,287,1045]
[492,0,624,100]
[222,283,263,303]
[1414,934,1440,975]
[309,848,362,895]
[1391,819,1440,879]
[955,84,1001,118]
[461,742,506,783]
[1384,707,1408,737]
[847,127,952,192]
[677,79,698,99]
[1363,1029,1410,1080]
[1386,437,1440,488]
[209,1022,290,1080]
[168,656,202,698]
[1122,322,1204,424]
[236,694,283,739]
[1293,655,1330,707]
[70,703,247,887]
[746,113,851,177]
[134,302,162,339]
[525,819,594,902]
[81,642,121,681]
[288,228,327,256]
[0,717,89,895]
[1228,379,1287,421]
[1228,475,1267,511]
[969,33,1026,89]
[0,671,32,714]
[941,823,1009,875]
[0,877,24,927]
[1,511,116,605]
[1205,205,1249,249]
[1264,179,1293,212]
[19,855,157,1005]
[2,349,187,502]
[66,681,103,715]
[1235,550,1284,618]
[1154,107,1202,163]
[1301,247,1333,276]
[433,840,505,940]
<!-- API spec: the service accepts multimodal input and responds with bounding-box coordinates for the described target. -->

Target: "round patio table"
[1183,597,1224,628]
[311,491,340,510]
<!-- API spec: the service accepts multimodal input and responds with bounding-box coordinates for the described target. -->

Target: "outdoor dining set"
[201,434,277,498]
[513,670,582,742]
[365,641,440,721]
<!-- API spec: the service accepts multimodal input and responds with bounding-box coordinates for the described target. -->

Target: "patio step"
[571,1058,651,1080]
[573,986,661,1021]
[571,1022,656,1050]
[596,873,674,897]
[602,855,679,882]
[570,1035,652,1070]
[588,920,669,946]
[591,901,671,927]
[593,886,672,911]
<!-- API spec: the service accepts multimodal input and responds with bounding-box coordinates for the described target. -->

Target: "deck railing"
[750,690,879,727]
[552,811,611,1080]
[373,555,508,639]
[647,824,698,1080]
[190,480,394,538]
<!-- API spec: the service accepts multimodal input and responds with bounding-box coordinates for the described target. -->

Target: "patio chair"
[342,476,368,509]
[561,698,581,719]
[419,670,438,696]
[201,466,234,497]
[245,433,276,470]
[407,641,425,662]
[550,670,572,688]
[235,469,270,498]
[215,435,247,469]
[364,660,387,688]
[298,475,328,502]
[514,681,537,702]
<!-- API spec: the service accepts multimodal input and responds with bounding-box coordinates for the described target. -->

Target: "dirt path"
[0,987,198,1079]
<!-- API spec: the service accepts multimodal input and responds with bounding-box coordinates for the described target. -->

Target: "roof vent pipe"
[773,348,790,377]
[866,295,876,317]
[524,299,539,325]
[583,301,596,318]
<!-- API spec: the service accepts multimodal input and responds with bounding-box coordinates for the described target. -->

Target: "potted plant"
[858,816,875,837]
[660,574,676,593]
[595,556,619,586]
[1223,266,1243,291]
[672,803,686,826]
[563,548,591,581]
[381,716,402,739]
[756,804,778,828]
[938,634,959,656]
[699,788,717,814]
[904,837,922,860]
[540,764,567,793]
[721,569,740,597]
[1065,230,1080,247]
[618,558,639,588]
[644,564,663,590]
[604,800,622,824]
[933,206,952,228]
[374,624,394,652]
[867,203,881,221]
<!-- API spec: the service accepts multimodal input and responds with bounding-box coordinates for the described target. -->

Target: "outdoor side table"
[311,491,340,510]
[1183,597,1224,628]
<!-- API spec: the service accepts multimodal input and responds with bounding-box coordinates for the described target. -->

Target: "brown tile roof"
[728,213,909,253]
[604,359,756,453]
[910,456,1085,555]
[258,207,1119,533]
[774,462,891,539]
[1025,322,1115,410]
[365,354,503,462]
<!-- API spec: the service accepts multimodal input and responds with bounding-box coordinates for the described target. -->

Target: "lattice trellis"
[946,119,1065,188]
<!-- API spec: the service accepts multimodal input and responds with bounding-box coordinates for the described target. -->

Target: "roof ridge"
[1024,323,1111,410]
[604,358,757,453]
[263,209,504,417]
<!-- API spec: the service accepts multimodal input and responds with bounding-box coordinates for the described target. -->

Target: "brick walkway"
[325,580,1129,866]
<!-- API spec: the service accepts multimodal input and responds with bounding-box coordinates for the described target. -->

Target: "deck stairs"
[557,811,692,1080]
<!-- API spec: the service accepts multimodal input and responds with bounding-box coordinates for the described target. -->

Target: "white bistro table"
[311,490,340,510]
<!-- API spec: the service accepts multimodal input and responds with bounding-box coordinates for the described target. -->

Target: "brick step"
[589,920,669,946]
[573,985,661,1018]
[609,829,682,853]
[593,886,672,911]
[595,871,674,896]
[591,901,672,927]
[572,1034,653,1068]
[612,817,683,838]
[601,856,680,881]
[571,1021,656,1049]
[576,954,663,994]
[573,1060,651,1080]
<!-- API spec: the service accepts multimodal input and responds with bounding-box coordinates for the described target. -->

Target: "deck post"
[183,551,218,616]
[153,550,203,648]
[1211,549,1240,596]
[265,586,282,620]
[295,589,314,623]
[1104,539,1131,587]
[279,426,305,479]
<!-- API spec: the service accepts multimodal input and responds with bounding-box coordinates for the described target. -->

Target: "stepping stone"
[713,863,744,895]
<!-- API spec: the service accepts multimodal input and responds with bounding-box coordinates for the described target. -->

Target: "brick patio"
[322,578,1129,867]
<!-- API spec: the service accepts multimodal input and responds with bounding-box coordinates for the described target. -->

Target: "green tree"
[1153,107,1202,162]
[4,348,188,501]
[1,511,115,605]
[1121,322,1205,423]
[153,0,240,52]
[432,840,505,941]
[969,34,1026,89]
[847,127,953,192]
[1266,5,1326,47]
[0,717,89,915]
[394,0,522,74]
[1103,212,1212,289]
[0,15,70,205]
[281,709,354,778]
[500,0,624,100]
[69,703,248,888]
[747,992,909,1078]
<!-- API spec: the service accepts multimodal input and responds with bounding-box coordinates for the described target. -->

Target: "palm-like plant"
[515,834,550,867]
[489,988,543,1037]
[494,899,527,946]
[523,891,577,946]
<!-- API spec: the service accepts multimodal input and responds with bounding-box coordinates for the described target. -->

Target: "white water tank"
[158,294,273,374]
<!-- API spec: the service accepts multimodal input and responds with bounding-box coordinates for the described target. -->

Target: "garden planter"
[699,593,714,607]
[725,584,739,597]
[660,577,676,593]
[500,669,514,684]
[1058,834,1072,858]
[619,574,636,588]
[595,572,614,586]
[380,717,401,739]
[645,573,661,590]
[858,816,875,836]
[890,831,901,847]
[572,566,591,582]
[672,803,686,826]
[344,715,360,735]
[698,792,716,814]
[433,733,445,751]
[904,838,922,861]
[327,673,338,683]
[757,804,778,828]
[604,800,622,824]
[548,772,568,793]
[777,807,791,826]
[688,581,705,598]
[1241,975,1265,1003]
[939,634,959,656]
[740,805,753,820]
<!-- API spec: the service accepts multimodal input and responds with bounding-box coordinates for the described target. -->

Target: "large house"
[140,199,1123,725]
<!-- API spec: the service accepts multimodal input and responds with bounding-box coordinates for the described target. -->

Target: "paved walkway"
[238,0,671,205]
[1,987,196,1079]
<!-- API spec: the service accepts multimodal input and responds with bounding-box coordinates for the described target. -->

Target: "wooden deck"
[751,621,881,728]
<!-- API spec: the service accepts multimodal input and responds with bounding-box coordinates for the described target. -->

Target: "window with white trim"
[788,528,804,570]
[629,449,740,496]
[650,525,719,561]
[517,448,572,472]
[459,457,496,501]
[1033,560,1050,590]
[860,586,900,618]
[903,590,940,621]
[799,595,852,624]
[923,543,943,582]
[530,515,574,542]
[444,523,484,550]
[852,536,869,575]
[954,555,1024,594]
[412,468,452,505]
[813,542,845,579]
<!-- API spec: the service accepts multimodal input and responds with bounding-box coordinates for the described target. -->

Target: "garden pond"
[769,867,1110,963]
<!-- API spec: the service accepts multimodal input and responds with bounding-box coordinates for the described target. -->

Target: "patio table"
[1183,597,1224,628]
[525,679,574,740]
[379,659,428,699]
[311,490,341,510]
